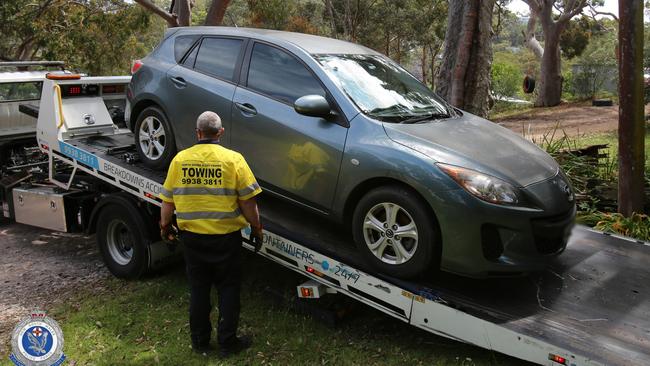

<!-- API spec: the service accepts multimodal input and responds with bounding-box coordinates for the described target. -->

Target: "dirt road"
[0,222,109,355]
[493,102,620,139]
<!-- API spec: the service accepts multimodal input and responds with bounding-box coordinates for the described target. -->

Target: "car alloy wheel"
[362,202,419,265]
[138,116,166,160]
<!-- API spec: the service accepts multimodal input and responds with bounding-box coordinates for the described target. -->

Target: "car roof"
[0,70,51,83]
[173,27,380,55]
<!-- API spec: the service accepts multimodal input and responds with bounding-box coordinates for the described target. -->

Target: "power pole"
[618,0,645,216]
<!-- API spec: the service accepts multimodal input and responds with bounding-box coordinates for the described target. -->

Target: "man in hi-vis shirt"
[159,111,262,358]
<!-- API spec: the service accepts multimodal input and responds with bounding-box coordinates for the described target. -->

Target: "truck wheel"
[134,106,176,169]
[352,186,439,279]
[96,204,150,279]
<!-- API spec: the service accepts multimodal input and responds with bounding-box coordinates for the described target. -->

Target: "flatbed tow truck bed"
[63,125,650,366]
[23,76,650,365]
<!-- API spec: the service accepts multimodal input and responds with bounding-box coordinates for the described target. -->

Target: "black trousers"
[180,230,242,347]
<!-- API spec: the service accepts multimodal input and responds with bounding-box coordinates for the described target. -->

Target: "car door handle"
[169,76,187,88]
[235,102,257,116]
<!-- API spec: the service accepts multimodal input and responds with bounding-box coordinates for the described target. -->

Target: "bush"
[578,212,650,241]
[491,62,521,98]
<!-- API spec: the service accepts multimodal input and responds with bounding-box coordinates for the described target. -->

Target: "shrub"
[491,62,521,98]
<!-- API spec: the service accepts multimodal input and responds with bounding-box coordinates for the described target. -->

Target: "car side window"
[247,43,326,105]
[182,45,198,68]
[174,35,200,63]
[194,38,243,81]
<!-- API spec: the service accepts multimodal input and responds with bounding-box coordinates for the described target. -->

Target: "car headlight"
[436,163,519,205]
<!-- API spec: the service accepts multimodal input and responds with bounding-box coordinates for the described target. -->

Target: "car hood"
[382,112,559,187]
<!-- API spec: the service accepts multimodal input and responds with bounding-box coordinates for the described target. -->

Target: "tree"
[618,0,645,216]
[522,0,603,107]
[134,0,231,27]
[560,16,599,59]
[0,0,158,75]
[435,0,496,117]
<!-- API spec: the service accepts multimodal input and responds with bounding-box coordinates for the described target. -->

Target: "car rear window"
[174,35,200,63]
[0,81,42,102]
[194,38,243,81]
[247,43,325,105]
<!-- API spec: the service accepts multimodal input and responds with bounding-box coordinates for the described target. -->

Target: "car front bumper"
[433,175,576,278]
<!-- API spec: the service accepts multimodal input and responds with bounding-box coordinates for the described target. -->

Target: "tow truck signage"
[263,231,361,283]
[58,141,99,170]
[101,161,161,195]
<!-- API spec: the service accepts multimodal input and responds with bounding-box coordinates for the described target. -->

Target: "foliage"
[491,61,521,98]
[578,212,650,242]
[0,0,164,75]
[525,126,650,242]
[560,16,602,60]
[568,23,618,100]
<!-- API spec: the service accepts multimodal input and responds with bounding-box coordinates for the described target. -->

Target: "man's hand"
[251,225,263,252]
[160,222,179,244]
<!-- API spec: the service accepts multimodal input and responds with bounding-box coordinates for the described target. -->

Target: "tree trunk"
[618,0,645,216]
[134,0,178,27]
[536,25,563,106]
[421,46,427,85]
[205,0,231,26]
[522,0,588,107]
[435,0,495,117]
[173,0,192,27]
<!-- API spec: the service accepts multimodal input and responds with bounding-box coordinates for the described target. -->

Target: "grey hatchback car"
[127,27,575,278]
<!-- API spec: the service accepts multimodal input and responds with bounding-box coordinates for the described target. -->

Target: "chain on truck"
[1,65,649,366]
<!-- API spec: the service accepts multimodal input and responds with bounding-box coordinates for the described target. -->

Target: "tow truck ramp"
[31,75,650,365]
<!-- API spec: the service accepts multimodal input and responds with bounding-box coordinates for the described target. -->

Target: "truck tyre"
[352,186,439,279]
[96,204,150,279]
[134,106,176,169]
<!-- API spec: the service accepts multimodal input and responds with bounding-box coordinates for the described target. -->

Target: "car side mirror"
[294,95,331,118]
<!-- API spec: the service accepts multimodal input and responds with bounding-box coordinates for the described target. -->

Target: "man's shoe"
[218,335,252,358]
[192,343,215,355]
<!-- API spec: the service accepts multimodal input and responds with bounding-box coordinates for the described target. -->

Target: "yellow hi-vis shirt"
[159,142,262,235]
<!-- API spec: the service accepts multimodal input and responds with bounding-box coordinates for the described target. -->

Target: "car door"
[230,42,348,212]
[165,36,246,149]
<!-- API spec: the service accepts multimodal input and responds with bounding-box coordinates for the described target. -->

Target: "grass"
[2,254,526,366]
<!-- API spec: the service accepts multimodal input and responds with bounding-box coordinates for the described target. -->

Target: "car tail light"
[131,60,143,74]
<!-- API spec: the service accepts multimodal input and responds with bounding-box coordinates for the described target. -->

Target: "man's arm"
[160,201,175,227]
[160,201,176,241]
[238,197,262,240]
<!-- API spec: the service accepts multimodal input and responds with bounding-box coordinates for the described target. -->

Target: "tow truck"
[1,73,649,366]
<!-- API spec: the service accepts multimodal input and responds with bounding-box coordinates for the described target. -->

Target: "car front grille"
[530,207,575,255]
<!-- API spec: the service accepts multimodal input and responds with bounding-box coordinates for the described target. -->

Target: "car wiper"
[400,112,450,124]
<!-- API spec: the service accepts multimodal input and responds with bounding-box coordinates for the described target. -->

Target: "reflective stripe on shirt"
[176,208,242,220]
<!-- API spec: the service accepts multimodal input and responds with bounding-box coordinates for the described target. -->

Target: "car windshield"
[314,54,451,123]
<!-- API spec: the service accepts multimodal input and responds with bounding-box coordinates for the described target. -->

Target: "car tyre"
[97,204,150,279]
[352,185,438,279]
[134,106,176,169]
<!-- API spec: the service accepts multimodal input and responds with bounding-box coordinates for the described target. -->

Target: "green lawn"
[3,253,528,366]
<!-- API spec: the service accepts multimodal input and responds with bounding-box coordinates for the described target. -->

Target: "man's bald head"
[196,111,223,138]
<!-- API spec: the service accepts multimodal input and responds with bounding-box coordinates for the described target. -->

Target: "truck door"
[165,37,245,149]
[230,42,348,212]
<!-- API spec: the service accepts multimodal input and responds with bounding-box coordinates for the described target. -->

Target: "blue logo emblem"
[10,312,65,366]
[321,260,330,271]
[22,326,53,357]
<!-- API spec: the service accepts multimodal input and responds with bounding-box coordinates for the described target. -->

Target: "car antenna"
[228,13,238,27]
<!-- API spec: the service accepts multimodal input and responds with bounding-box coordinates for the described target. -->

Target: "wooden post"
[618,0,645,216]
